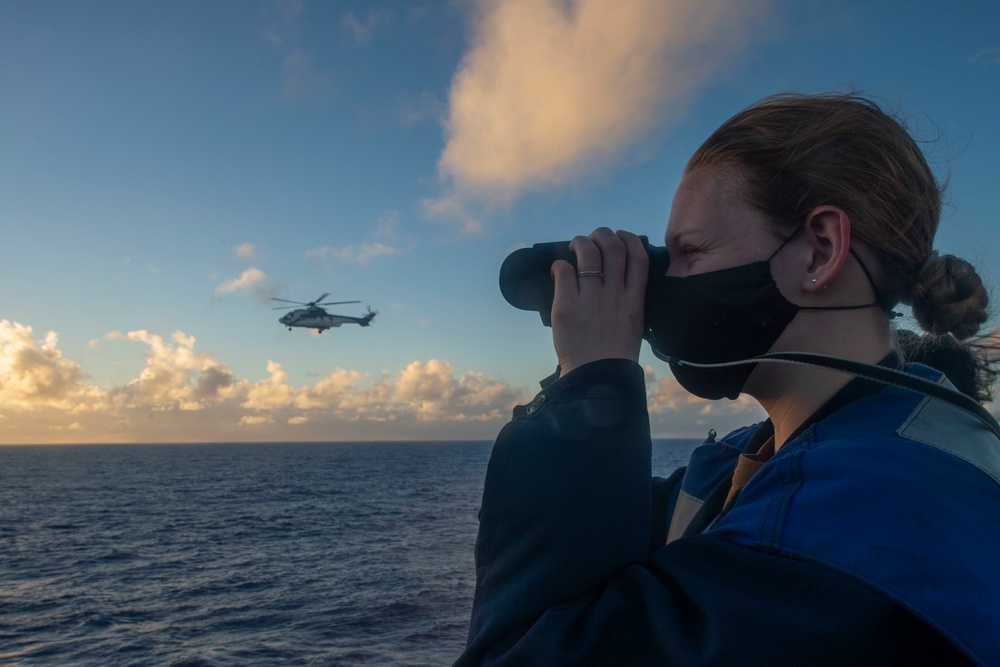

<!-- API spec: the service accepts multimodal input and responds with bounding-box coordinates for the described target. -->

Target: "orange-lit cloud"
[426,0,771,231]
[0,321,532,443]
[0,320,106,411]
[108,330,241,411]
[215,268,267,295]
[0,320,771,444]
[241,358,516,424]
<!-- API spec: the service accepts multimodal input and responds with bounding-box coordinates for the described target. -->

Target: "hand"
[550,228,649,376]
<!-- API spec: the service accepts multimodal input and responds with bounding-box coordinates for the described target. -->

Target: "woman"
[457,94,1000,666]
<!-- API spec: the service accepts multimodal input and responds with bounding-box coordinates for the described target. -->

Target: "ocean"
[0,439,701,666]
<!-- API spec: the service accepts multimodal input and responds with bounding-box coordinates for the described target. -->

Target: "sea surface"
[0,439,701,666]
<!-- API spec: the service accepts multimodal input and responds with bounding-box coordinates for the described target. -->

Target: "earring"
[810,278,817,284]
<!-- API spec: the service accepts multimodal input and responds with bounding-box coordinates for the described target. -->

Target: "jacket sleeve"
[462,359,653,659]
[457,359,964,666]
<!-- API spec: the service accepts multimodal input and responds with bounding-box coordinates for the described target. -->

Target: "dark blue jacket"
[457,359,1000,666]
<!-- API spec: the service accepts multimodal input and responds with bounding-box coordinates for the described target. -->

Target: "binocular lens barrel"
[498,236,669,326]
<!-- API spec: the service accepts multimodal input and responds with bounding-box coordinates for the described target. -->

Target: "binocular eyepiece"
[499,236,670,326]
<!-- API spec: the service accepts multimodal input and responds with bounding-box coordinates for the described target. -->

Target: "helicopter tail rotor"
[360,305,378,326]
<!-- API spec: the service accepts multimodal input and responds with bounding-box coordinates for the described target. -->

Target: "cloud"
[262,0,302,46]
[0,320,106,411]
[393,359,517,420]
[296,367,366,409]
[240,415,274,426]
[396,90,445,127]
[242,360,297,411]
[969,47,1000,65]
[241,358,516,423]
[242,362,363,412]
[426,0,771,230]
[0,320,776,443]
[234,243,257,261]
[373,211,402,240]
[341,7,396,46]
[263,0,335,104]
[215,267,267,295]
[421,196,482,236]
[305,212,414,264]
[111,330,240,411]
[282,49,335,104]
[305,242,404,264]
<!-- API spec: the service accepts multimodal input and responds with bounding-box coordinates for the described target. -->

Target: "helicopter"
[271,293,377,333]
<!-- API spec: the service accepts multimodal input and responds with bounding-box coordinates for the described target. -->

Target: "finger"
[617,230,650,293]
[552,235,593,304]
[550,258,576,293]
[569,235,603,290]
[590,227,625,287]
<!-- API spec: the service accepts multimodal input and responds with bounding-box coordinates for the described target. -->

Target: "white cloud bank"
[0,321,106,412]
[0,320,770,444]
[106,330,241,411]
[0,320,528,443]
[425,0,771,232]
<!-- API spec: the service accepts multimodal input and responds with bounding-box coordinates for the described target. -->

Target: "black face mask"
[643,260,798,399]
[643,231,883,400]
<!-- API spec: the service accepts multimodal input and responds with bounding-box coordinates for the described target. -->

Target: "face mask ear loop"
[849,248,904,319]
[766,223,805,263]
[769,226,903,319]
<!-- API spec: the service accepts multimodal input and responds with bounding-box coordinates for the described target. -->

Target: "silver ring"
[577,270,604,278]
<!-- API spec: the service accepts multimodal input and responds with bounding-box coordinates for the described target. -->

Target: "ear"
[800,205,851,292]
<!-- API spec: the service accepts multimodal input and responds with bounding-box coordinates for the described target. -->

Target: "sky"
[2,0,999,444]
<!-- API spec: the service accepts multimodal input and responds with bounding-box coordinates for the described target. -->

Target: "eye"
[678,245,700,256]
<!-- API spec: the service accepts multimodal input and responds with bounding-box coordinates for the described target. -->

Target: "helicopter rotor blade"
[271,305,301,310]
[270,297,307,305]
[311,293,330,305]
[318,300,362,306]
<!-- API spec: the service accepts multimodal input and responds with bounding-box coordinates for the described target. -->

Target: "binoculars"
[499,236,670,326]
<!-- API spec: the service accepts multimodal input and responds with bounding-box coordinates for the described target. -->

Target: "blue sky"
[2,0,999,443]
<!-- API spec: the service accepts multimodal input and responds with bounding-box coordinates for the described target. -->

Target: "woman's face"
[664,166,782,278]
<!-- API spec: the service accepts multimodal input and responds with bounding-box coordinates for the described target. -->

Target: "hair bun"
[910,253,988,339]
